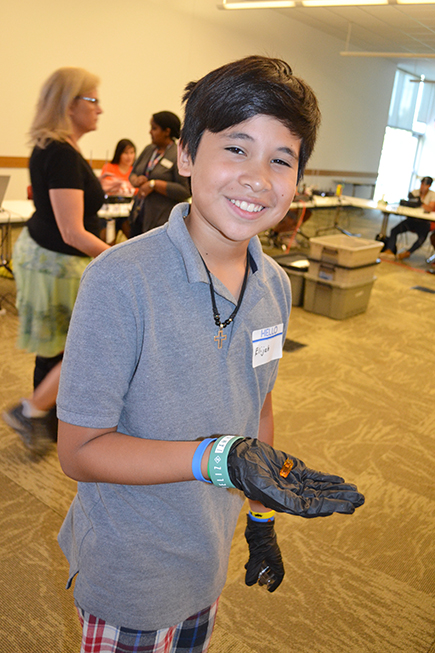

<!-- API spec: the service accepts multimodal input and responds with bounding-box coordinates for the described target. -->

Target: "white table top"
[290,195,379,210]
[379,202,435,222]
[4,196,432,226]
[98,201,133,219]
[0,198,134,222]
[0,199,34,223]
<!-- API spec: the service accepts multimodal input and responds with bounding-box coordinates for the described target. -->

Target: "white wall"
[0,0,396,199]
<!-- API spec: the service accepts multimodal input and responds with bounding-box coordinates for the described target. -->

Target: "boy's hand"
[227,438,365,517]
[244,515,284,592]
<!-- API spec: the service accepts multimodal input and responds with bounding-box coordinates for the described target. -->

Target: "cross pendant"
[214,328,227,349]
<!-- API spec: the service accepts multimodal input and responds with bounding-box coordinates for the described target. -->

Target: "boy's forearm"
[58,421,210,485]
[58,393,273,490]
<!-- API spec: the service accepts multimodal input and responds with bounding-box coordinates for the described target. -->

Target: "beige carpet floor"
[0,208,434,652]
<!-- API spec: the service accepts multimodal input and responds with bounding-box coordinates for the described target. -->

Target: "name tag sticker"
[160,158,173,169]
[252,323,284,368]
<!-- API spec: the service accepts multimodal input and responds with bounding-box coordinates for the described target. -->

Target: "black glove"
[244,515,284,593]
[228,438,365,517]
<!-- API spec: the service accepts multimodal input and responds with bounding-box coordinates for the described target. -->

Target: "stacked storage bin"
[303,234,383,319]
[273,254,309,306]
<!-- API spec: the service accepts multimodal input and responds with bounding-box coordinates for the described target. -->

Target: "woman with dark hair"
[129,111,190,236]
[99,139,136,242]
[99,138,136,196]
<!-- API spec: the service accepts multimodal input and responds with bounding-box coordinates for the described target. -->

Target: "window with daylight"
[374,69,435,203]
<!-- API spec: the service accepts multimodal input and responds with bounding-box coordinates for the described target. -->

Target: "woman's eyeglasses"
[75,96,100,105]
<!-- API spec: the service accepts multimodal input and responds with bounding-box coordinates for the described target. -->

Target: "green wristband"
[208,435,243,488]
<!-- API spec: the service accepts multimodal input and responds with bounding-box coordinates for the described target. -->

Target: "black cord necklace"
[202,252,251,349]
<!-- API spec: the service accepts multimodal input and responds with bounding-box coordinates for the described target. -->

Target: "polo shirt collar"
[166,203,265,292]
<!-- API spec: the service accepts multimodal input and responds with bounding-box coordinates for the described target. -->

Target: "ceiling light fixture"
[219,0,295,8]
[340,51,435,57]
[303,0,387,5]
[219,0,435,7]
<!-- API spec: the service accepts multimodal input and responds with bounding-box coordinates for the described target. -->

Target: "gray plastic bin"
[273,254,309,306]
[303,273,376,319]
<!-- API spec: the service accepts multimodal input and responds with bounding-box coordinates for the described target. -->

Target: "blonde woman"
[3,67,110,455]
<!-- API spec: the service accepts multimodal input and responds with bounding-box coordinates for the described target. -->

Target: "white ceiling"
[274,3,435,78]
[169,0,435,79]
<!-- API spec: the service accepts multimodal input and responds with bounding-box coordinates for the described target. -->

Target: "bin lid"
[273,254,309,272]
[308,257,381,270]
[309,234,383,252]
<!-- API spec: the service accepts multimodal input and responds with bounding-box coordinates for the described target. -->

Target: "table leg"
[0,223,13,274]
[379,212,390,238]
[106,219,116,244]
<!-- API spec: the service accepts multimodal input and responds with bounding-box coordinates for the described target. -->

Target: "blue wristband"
[192,438,216,483]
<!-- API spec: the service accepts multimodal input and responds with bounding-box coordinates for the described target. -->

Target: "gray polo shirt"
[57,203,292,630]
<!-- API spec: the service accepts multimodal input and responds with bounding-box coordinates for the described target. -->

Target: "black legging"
[385,217,430,255]
[32,352,63,442]
[33,352,63,389]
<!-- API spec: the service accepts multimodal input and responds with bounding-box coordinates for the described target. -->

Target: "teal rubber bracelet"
[208,435,244,488]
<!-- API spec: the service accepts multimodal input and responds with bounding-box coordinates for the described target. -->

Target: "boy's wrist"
[192,438,216,483]
[200,439,215,482]
[192,435,244,487]
[207,436,243,488]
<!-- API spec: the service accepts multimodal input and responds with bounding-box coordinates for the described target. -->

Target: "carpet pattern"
[0,207,434,652]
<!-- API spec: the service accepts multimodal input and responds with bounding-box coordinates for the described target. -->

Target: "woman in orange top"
[100,139,136,196]
[99,139,136,241]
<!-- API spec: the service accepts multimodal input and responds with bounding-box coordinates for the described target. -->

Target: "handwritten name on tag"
[252,324,283,368]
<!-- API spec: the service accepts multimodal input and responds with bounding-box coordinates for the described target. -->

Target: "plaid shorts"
[76,599,219,653]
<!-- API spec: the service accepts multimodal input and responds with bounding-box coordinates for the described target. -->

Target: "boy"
[57,56,364,652]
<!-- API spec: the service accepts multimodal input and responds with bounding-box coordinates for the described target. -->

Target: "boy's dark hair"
[111,139,136,164]
[421,176,433,187]
[152,111,182,140]
[180,55,321,182]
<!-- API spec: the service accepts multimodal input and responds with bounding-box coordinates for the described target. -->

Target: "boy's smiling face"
[178,114,301,249]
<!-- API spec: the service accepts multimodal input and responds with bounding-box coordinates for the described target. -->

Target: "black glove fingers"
[302,484,364,508]
[244,517,285,590]
[267,574,284,593]
[244,559,262,586]
[304,467,345,484]
[304,480,359,492]
[307,496,358,516]
[228,437,365,518]
[331,490,365,507]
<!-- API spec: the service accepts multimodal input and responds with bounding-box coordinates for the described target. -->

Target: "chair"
[265,206,312,251]
[426,222,435,264]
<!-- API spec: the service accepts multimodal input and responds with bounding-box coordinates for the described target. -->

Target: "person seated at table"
[99,139,136,242]
[100,139,136,196]
[383,176,435,260]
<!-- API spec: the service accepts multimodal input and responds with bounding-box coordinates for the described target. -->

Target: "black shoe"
[3,402,54,456]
